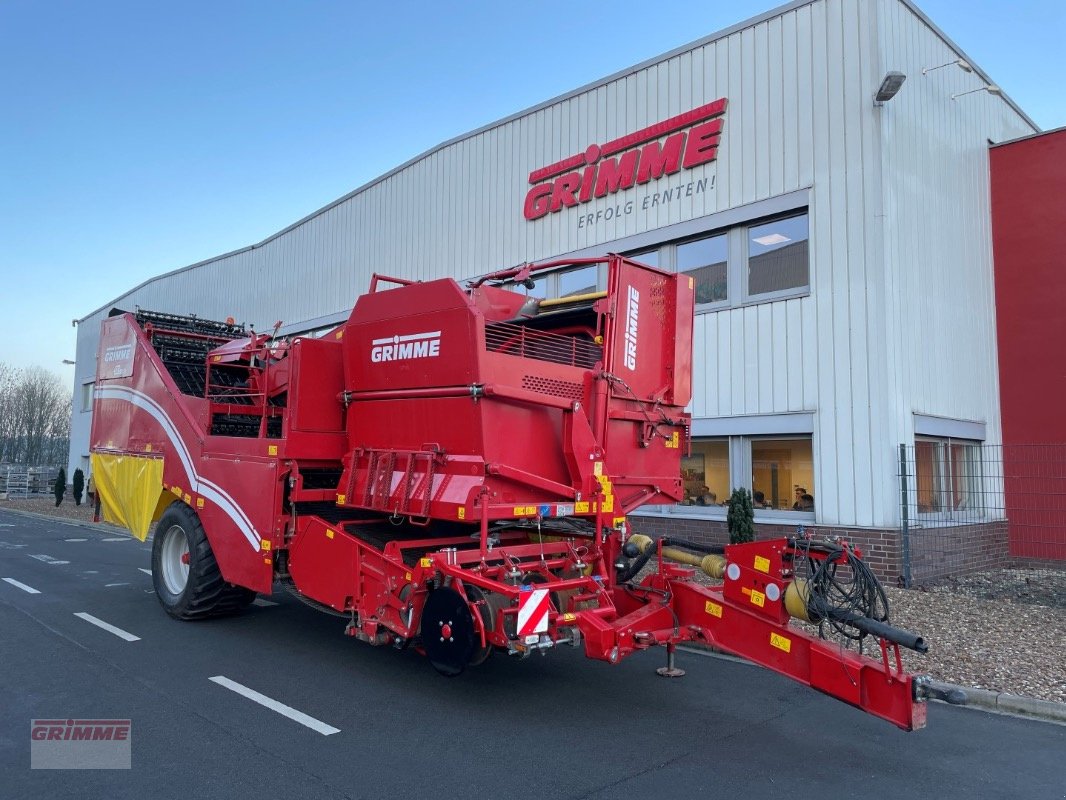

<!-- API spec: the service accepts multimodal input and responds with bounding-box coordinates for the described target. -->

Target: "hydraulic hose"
[784,578,928,652]
[625,534,726,580]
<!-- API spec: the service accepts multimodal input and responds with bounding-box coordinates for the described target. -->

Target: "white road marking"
[28,554,70,565]
[65,538,88,542]
[83,570,99,574]
[73,612,141,642]
[208,676,340,736]
[0,542,27,549]
[252,598,278,607]
[105,583,129,587]
[2,577,41,594]
[0,523,14,527]
[138,568,152,576]
[101,537,129,542]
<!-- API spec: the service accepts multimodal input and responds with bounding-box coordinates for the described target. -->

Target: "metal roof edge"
[899,0,1040,133]
[989,124,1066,148]
[78,244,258,323]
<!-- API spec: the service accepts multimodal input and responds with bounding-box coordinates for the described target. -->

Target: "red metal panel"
[287,338,345,435]
[606,261,685,404]
[991,130,1066,560]
[343,278,480,392]
[288,517,358,611]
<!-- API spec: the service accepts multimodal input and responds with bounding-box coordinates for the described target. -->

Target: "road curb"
[679,644,1066,726]
[957,684,1066,725]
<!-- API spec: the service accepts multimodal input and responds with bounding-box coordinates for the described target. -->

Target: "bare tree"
[0,363,71,467]
[0,363,16,463]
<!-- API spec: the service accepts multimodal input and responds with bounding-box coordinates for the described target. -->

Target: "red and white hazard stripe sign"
[517,588,550,637]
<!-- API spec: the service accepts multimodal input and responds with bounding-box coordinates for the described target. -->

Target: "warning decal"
[517,588,551,637]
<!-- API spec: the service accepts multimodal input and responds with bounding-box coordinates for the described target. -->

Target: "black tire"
[151,502,256,620]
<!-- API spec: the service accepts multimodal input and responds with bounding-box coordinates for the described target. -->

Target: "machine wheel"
[420,587,478,676]
[151,502,255,620]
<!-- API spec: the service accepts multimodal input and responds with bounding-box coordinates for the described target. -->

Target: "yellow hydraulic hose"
[538,291,608,308]
[628,534,726,580]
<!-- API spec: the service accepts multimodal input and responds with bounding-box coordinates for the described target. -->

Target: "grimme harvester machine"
[91,255,951,731]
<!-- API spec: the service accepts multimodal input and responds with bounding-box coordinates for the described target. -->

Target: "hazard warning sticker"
[770,632,792,653]
[517,587,550,637]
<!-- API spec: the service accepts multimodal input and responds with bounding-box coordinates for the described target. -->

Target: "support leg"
[656,643,686,678]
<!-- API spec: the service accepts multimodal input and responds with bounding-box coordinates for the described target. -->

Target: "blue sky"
[1,0,1062,380]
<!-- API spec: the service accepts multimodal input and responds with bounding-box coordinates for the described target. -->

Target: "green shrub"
[54,467,66,507]
[726,487,755,545]
[73,468,85,506]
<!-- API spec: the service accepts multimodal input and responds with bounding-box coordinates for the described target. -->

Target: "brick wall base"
[906,521,1008,584]
[629,515,1011,586]
[1005,556,1065,570]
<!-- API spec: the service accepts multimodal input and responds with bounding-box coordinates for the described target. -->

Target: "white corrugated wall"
[875,0,1034,526]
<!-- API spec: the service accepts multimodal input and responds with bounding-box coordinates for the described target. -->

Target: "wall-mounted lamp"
[874,71,907,104]
[922,58,973,75]
[951,84,1002,101]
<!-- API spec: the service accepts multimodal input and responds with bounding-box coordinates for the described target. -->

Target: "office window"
[677,233,727,305]
[558,265,598,298]
[915,437,981,514]
[659,433,815,517]
[629,249,659,268]
[751,437,815,512]
[81,381,94,413]
[747,212,809,296]
[679,439,729,507]
[624,205,809,310]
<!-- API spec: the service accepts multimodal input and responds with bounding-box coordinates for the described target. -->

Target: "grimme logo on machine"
[103,344,132,363]
[523,97,727,221]
[623,286,640,370]
[370,331,441,363]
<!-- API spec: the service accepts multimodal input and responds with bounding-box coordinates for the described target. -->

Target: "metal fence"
[0,465,62,498]
[898,443,1066,585]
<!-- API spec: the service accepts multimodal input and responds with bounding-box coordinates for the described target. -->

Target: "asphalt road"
[1,508,1063,800]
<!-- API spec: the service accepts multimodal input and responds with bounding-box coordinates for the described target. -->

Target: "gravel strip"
[4,497,1064,703]
[1,495,100,524]
[882,571,1066,704]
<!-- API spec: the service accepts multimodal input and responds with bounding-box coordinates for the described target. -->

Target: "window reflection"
[558,265,598,297]
[678,234,727,304]
[748,213,809,296]
[629,249,659,268]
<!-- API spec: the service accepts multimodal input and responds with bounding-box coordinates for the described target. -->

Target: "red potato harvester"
[89,254,961,731]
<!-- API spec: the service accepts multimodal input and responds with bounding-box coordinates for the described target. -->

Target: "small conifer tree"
[73,468,85,506]
[54,467,67,507]
[726,487,755,545]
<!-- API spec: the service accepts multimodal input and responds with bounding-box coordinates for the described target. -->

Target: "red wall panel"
[991,128,1066,559]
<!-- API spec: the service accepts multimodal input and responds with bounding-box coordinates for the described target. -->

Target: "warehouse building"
[70,0,1042,582]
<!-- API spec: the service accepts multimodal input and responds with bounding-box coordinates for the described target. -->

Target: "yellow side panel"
[90,453,170,541]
